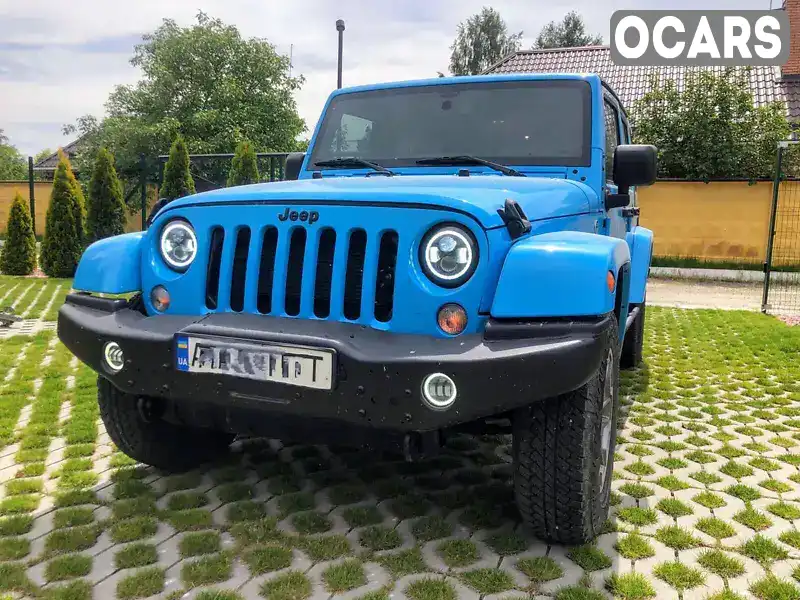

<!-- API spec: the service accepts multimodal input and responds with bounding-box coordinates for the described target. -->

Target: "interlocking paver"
[2,306,800,597]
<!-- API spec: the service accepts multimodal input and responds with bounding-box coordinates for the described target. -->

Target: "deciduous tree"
[633,69,790,180]
[449,8,522,75]
[534,11,603,49]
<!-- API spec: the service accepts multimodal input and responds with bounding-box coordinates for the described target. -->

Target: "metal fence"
[762,142,800,316]
[135,152,289,229]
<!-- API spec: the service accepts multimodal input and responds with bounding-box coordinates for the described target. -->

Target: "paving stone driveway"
[2,307,800,600]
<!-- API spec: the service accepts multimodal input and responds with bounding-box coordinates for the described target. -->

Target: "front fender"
[626,226,653,305]
[490,231,630,319]
[73,232,144,294]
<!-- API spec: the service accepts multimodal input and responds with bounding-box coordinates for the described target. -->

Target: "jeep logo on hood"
[278,208,319,224]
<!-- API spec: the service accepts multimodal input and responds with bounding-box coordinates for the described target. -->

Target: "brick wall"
[784,0,800,75]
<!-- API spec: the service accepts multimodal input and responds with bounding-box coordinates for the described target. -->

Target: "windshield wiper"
[314,157,395,176]
[416,155,525,177]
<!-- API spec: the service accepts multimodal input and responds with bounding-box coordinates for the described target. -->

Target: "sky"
[0,0,771,156]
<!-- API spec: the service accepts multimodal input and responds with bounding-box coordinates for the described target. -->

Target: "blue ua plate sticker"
[176,336,190,371]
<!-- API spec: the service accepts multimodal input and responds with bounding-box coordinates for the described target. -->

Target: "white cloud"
[0,0,765,154]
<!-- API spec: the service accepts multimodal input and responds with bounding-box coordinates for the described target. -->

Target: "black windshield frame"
[309,79,593,170]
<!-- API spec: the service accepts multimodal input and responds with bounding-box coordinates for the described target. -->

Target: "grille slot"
[257,227,279,314]
[374,231,398,322]
[285,228,307,316]
[313,228,336,318]
[343,229,367,320]
[230,227,251,312]
[207,224,398,322]
[205,227,225,310]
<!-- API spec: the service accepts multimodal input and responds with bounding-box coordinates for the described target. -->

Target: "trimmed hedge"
[227,140,259,186]
[0,192,36,275]
[162,136,195,201]
[40,151,85,278]
[87,148,126,243]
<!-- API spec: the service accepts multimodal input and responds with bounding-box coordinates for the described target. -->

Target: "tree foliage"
[228,140,260,186]
[162,136,196,201]
[64,12,305,197]
[41,151,85,277]
[633,69,790,180]
[449,7,522,75]
[87,148,127,243]
[0,129,26,181]
[534,11,603,49]
[0,193,36,275]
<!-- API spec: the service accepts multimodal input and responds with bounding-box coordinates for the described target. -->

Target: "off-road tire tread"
[513,320,618,545]
[621,302,646,369]
[98,377,231,472]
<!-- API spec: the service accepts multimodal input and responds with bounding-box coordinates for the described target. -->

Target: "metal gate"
[762,141,800,315]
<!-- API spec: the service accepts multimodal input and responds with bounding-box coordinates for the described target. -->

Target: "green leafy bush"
[227,140,259,186]
[0,192,36,275]
[87,148,126,243]
[40,151,85,277]
[161,136,195,201]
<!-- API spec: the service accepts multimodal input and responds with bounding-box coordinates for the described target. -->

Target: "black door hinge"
[620,206,641,218]
[497,199,532,239]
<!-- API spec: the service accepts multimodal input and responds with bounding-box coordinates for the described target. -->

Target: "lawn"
[1,297,800,599]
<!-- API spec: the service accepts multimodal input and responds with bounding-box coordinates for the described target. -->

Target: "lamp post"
[336,19,345,89]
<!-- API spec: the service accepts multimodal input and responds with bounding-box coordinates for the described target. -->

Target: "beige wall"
[2,180,795,266]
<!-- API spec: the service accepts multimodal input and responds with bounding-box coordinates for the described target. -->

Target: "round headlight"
[160,221,197,271]
[420,224,477,287]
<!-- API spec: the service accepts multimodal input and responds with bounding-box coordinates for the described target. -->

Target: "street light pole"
[336,19,345,89]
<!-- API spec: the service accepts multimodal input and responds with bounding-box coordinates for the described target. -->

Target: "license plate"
[175,336,334,390]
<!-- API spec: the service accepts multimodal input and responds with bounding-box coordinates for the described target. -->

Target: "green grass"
[358,525,402,551]
[517,556,563,582]
[461,568,516,594]
[0,536,29,560]
[115,543,158,569]
[166,509,214,532]
[697,549,746,579]
[179,531,221,558]
[116,567,165,599]
[342,505,383,528]
[299,535,350,561]
[734,507,773,531]
[44,554,92,582]
[741,534,789,564]
[322,560,366,593]
[750,575,800,600]
[606,572,656,600]
[695,517,736,539]
[44,525,100,555]
[653,561,705,590]
[615,533,655,560]
[437,539,480,568]
[616,507,658,526]
[180,552,233,588]
[243,544,293,575]
[389,493,431,519]
[290,511,331,535]
[410,515,453,543]
[654,525,701,550]
[259,571,312,600]
[377,548,427,577]
[109,516,158,543]
[568,544,612,571]
[52,508,94,529]
[405,578,457,600]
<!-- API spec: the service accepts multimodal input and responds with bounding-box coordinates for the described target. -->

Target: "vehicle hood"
[168,175,595,229]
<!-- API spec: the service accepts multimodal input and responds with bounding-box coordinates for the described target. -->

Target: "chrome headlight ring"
[159,220,197,271]
[419,224,478,287]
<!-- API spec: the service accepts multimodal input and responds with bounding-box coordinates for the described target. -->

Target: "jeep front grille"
[204,226,398,322]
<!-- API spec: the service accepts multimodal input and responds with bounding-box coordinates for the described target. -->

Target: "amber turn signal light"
[437,303,467,335]
[607,271,616,293]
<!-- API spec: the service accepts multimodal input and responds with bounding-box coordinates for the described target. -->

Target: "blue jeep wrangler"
[58,73,656,544]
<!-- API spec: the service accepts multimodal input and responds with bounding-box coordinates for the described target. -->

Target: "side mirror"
[606,145,657,210]
[284,152,306,181]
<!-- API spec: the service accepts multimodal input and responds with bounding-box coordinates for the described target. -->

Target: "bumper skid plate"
[58,294,612,432]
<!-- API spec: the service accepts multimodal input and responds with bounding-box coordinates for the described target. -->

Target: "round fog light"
[103,342,125,373]
[437,303,467,335]
[421,373,457,410]
[151,285,170,312]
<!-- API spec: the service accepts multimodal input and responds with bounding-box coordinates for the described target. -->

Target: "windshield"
[310,79,592,169]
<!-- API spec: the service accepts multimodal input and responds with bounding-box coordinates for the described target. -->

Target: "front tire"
[512,318,620,545]
[97,377,232,472]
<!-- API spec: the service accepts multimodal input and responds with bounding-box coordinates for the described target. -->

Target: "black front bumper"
[58,294,612,432]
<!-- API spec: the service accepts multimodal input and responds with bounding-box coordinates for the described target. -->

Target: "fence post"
[140,153,147,230]
[27,156,36,235]
[762,142,784,313]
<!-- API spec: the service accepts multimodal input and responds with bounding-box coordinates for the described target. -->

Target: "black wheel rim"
[598,348,615,491]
